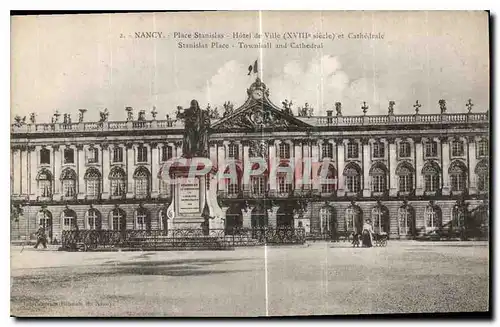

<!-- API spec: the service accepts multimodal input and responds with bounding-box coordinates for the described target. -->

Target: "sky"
[11,11,489,123]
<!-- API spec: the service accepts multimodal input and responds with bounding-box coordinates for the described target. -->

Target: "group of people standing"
[353,219,375,248]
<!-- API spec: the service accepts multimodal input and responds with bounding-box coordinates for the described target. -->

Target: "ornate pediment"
[212,77,312,131]
[213,104,311,131]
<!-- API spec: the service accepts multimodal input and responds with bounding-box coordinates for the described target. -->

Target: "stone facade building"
[10,78,489,242]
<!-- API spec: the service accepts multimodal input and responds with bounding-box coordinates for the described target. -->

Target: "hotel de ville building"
[10,77,490,243]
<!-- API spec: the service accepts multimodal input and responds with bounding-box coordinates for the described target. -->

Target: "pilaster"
[362,139,371,197]
[151,143,159,198]
[53,145,61,199]
[126,143,135,199]
[77,144,86,200]
[102,144,110,198]
[389,138,398,196]
[441,137,451,196]
[415,138,424,196]
[336,139,346,196]
[468,137,478,194]
[29,146,38,200]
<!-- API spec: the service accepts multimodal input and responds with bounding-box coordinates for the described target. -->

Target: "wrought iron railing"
[61,227,306,250]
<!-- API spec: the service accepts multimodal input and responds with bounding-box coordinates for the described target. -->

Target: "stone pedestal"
[165,158,224,231]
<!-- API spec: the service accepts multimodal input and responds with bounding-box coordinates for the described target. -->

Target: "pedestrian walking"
[34,224,47,249]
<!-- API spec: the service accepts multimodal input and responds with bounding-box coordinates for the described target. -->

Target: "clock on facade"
[252,89,263,100]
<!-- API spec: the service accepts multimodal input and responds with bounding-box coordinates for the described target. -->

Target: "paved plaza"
[10,241,489,317]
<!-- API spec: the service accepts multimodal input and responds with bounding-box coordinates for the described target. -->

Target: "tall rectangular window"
[137,146,148,163]
[399,142,411,158]
[347,143,359,159]
[451,141,464,157]
[478,139,488,157]
[87,148,99,164]
[228,144,239,159]
[40,148,51,165]
[161,146,173,162]
[63,148,75,164]
[113,147,123,163]
[372,142,385,159]
[278,143,290,159]
[424,141,438,158]
[321,143,333,159]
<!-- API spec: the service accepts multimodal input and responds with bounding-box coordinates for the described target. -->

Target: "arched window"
[37,169,52,198]
[371,206,389,234]
[344,163,361,193]
[84,168,101,198]
[87,208,102,230]
[159,208,169,235]
[37,210,53,240]
[61,168,77,198]
[398,205,414,236]
[278,143,291,159]
[159,179,171,197]
[452,205,466,231]
[109,167,126,197]
[397,163,414,193]
[425,205,442,230]
[370,164,387,193]
[475,161,489,192]
[320,206,334,234]
[133,167,150,198]
[61,209,77,231]
[449,161,467,192]
[422,162,440,192]
[320,164,336,194]
[135,207,150,230]
[345,205,362,233]
[110,208,126,231]
[321,143,333,159]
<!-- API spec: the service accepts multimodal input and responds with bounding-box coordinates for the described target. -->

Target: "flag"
[247,60,258,75]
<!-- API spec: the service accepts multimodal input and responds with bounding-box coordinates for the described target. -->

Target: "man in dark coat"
[34,224,47,249]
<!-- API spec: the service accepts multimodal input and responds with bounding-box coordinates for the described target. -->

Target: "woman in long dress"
[362,219,374,247]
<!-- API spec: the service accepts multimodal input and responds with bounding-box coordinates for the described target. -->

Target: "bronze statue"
[176,99,210,158]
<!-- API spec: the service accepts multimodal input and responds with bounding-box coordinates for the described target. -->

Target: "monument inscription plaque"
[178,178,201,214]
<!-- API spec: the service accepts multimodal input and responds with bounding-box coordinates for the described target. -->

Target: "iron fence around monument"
[61,227,306,251]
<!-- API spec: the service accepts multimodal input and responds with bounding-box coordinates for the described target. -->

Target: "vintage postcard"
[10,11,490,317]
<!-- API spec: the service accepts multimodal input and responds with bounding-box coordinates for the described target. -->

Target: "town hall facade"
[10,78,490,243]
